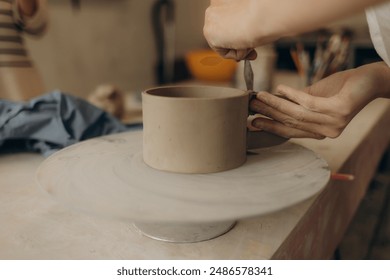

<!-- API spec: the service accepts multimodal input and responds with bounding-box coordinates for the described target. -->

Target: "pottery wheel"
[36,130,330,224]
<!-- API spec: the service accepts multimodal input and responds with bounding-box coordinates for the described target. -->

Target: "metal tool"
[244,60,254,91]
[244,60,257,114]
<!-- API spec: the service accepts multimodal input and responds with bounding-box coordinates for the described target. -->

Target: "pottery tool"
[328,31,352,74]
[290,42,311,85]
[291,30,353,85]
[312,33,341,83]
[311,32,327,74]
[244,60,254,92]
[245,59,259,115]
[290,48,304,77]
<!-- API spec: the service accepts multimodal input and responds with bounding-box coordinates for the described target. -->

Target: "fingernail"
[256,91,267,100]
[276,85,287,94]
[247,116,262,131]
[251,118,263,130]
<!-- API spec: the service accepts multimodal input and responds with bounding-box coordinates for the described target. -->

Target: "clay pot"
[142,85,285,174]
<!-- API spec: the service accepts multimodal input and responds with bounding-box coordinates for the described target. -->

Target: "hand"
[17,0,38,17]
[204,0,265,60]
[204,0,385,61]
[249,62,390,139]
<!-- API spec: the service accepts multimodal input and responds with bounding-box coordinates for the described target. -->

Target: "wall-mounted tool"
[151,0,175,85]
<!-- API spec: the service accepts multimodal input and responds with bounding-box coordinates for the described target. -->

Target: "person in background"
[204,0,390,139]
[0,0,48,101]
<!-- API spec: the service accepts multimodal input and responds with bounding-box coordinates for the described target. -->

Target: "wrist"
[366,62,390,99]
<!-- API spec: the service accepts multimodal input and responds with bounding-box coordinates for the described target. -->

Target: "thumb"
[217,48,257,61]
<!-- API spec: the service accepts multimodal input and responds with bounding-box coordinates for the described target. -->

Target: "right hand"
[203,0,258,60]
[203,0,279,60]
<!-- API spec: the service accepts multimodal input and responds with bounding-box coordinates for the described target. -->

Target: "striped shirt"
[0,0,47,68]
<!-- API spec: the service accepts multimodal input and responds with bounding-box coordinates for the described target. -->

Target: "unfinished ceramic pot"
[142,85,286,174]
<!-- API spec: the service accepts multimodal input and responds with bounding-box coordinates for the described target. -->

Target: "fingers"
[251,117,325,139]
[251,91,334,124]
[250,91,348,138]
[250,98,334,137]
[244,49,258,60]
[276,84,342,116]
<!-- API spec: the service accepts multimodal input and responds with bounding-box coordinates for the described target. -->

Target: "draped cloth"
[0,91,138,156]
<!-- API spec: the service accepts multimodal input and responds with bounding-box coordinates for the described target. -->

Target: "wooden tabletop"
[0,72,389,259]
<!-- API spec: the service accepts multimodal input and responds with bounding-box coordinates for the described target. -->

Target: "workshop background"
[14,0,390,259]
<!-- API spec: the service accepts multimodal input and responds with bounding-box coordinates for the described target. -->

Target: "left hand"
[249,62,389,139]
[203,0,264,60]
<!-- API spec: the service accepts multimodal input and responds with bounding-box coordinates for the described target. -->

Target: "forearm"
[204,0,387,57]
[248,0,386,45]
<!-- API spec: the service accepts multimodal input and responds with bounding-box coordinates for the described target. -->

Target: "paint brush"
[290,49,304,76]
[331,173,355,181]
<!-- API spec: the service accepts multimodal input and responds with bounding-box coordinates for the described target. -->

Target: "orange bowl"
[185,49,237,82]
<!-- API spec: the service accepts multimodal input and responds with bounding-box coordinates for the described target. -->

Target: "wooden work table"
[0,72,389,259]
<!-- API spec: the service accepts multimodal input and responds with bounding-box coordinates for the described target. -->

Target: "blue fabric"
[0,91,141,156]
